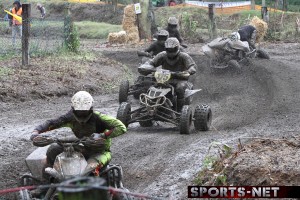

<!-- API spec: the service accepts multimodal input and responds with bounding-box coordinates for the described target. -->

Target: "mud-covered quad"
[202,37,270,73]
[18,136,132,200]
[117,67,212,134]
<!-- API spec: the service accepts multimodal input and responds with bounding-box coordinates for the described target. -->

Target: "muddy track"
[0,43,300,199]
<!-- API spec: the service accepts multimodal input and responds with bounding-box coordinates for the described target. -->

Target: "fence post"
[22,4,31,66]
[208,4,217,39]
[261,6,269,22]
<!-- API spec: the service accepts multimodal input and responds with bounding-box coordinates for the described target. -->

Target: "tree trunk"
[282,0,288,11]
[112,0,118,12]
[251,0,255,10]
[133,0,153,40]
[274,0,279,9]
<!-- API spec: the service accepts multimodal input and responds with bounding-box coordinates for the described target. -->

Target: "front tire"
[228,60,241,73]
[116,102,131,127]
[18,190,31,200]
[119,80,129,104]
[179,105,193,134]
[194,105,212,131]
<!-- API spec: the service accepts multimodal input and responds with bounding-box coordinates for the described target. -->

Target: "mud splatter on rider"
[141,37,197,111]
[30,91,127,175]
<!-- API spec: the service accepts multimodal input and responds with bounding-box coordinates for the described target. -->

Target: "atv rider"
[138,29,169,58]
[237,25,257,50]
[165,17,187,48]
[30,91,127,176]
[141,37,196,111]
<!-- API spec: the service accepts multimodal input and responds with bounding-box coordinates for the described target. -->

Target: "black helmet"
[168,17,178,25]
[157,30,169,43]
[13,1,21,6]
[165,37,180,58]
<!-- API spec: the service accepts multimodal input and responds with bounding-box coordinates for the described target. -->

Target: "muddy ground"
[0,41,300,199]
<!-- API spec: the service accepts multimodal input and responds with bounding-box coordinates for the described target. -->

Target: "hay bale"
[124,5,136,18]
[250,16,268,42]
[108,31,127,44]
[126,32,140,44]
[126,26,139,34]
[122,17,137,32]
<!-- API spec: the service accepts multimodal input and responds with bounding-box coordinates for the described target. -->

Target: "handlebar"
[137,51,152,58]
[32,135,84,147]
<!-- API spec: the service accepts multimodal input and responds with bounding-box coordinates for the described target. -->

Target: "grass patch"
[194,142,234,186]
[75,21,122,39]
[0,66,14,78]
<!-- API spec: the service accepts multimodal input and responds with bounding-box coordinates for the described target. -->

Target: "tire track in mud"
[101,49,276,199]
[0,43,299,200]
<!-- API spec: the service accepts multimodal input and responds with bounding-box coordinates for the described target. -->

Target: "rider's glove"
[30,130,40,141]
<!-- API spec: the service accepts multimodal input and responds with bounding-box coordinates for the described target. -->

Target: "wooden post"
[22,4,30,66]
[261,6,268,22]
[282,0,288,12]
[251,0,255,10]
[208,4,217,39]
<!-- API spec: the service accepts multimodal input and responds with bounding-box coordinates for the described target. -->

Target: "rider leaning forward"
[30,91,127,176]
[141,37,197,112]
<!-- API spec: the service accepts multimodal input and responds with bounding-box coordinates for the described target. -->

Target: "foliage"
[64,15,80,53]
[0,67,13,78]
[180,11,199,37]
[194,141,233,186]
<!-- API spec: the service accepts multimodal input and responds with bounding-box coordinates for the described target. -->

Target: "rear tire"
[116,102,131,127]
[119,80,129,104]
[18,190,31,200]
[179,105,193,134]
[256,49,270,59]
[194,105,212,131]
[228,60,241,73]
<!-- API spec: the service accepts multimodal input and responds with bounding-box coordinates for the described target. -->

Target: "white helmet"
[71,91,94,110]
[165,37,180,58]
[229,32,240,41]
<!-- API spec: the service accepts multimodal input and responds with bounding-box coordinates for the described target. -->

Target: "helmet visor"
[166,47,179,58]
[157,35,168,42]
[73,110,93,123]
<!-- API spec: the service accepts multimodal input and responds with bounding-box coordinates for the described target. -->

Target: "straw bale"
[108,31,127,44]
[122,17,137,32]
[126,26,139,34]
[126,31,140,44]
[250,16,268,42]
[124,5,136,18]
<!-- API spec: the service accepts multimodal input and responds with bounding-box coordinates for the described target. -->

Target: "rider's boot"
[177,98,185,112]
[83,159,103,176]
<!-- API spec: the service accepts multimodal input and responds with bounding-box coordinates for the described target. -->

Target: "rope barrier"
[0,183,165,200]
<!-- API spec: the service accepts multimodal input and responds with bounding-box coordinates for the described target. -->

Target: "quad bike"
[202,37,270,73]
[118,51,155,104]
[18,135,132,200]
[116,66,212,134]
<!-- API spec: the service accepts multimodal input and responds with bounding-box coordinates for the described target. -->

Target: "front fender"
[184,89,202,98]
[202,45,215,58]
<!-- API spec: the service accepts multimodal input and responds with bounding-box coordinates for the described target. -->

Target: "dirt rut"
[0,43,300,200]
